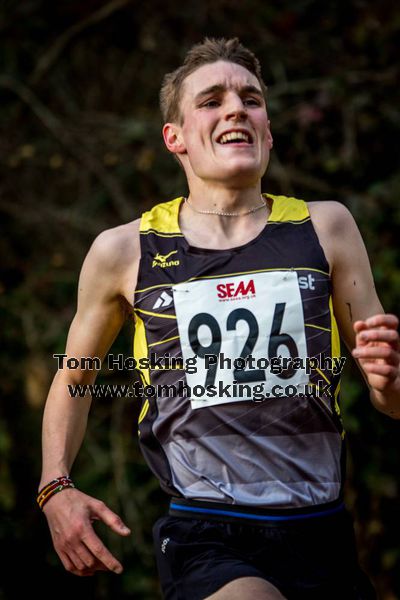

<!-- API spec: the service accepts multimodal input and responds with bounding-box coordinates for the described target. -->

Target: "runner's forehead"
[181,61,262,106]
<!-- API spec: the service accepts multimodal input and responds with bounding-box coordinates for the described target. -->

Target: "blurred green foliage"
[1,1,399,598]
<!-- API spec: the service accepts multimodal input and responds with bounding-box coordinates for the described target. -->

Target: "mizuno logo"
[153,292,173,309]
[155,251,177,262]
[152,250,180,268]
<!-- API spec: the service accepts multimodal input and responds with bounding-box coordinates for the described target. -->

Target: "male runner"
[38,38,400,599]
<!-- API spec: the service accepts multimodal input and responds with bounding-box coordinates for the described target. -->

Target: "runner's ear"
[162,123,186,154]
[267,120,273,149]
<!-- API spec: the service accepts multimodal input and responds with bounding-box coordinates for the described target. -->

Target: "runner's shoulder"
[86,218,141,275]
[307,200,356,236]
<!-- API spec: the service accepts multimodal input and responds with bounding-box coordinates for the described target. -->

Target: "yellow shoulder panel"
[266,194,310,223]
[140,197,183,234]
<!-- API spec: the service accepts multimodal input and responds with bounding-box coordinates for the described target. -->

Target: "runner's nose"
[224,94,247,121]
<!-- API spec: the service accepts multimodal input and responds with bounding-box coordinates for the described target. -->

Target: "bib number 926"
[189,303,298,387]
[172,270,309,407]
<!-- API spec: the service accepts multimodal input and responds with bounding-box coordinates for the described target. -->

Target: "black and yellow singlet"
[133,194,345,509]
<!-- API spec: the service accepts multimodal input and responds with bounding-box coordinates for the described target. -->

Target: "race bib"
[172,271,309,409]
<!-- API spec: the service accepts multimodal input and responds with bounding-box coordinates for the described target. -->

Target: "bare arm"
[39,220,140,576]
[309,201,400,418]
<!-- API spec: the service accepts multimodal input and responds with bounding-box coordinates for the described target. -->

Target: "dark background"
[1,1,399,598]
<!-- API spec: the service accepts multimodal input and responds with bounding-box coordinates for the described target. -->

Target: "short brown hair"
[160,37,268,124]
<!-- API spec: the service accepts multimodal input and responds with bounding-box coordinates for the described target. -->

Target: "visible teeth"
[219,131,250,144]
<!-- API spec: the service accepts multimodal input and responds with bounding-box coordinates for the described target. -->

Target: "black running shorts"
[152,501,376,600]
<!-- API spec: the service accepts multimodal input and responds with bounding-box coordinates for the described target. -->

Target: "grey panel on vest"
[163,432,341,507]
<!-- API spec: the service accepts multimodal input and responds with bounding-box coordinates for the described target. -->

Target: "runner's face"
[176,61,272,185]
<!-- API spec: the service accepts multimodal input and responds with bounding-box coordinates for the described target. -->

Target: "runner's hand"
[352,314,400,392]
[42,487,131,576]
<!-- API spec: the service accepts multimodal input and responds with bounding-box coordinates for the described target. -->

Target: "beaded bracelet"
[37,475,76,510]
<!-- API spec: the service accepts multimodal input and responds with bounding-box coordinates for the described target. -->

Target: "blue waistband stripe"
[170,502,345,522]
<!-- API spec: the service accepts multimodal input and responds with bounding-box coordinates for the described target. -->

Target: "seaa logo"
[216,279,256,301]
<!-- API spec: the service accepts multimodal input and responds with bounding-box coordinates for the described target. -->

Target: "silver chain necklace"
[184,195,267,217]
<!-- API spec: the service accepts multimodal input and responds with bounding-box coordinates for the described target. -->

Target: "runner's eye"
[202,100,220,108]
[243,98,261,106]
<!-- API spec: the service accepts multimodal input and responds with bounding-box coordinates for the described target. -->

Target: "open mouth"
[217,130,253,145]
